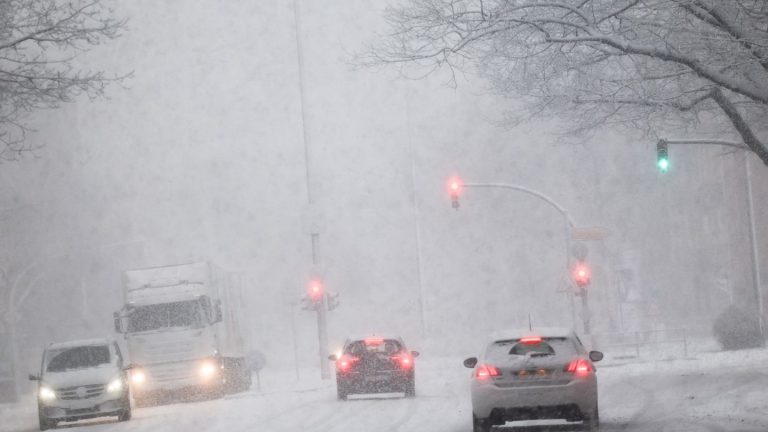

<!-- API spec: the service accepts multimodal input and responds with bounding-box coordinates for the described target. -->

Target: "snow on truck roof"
[487,327,575,342]
[126,283,203,306]
[123,262,211,292]
[48,338,113,350]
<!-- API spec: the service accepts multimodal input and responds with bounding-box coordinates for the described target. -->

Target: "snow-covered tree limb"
[362,0,768,165]
[0,0,128,162]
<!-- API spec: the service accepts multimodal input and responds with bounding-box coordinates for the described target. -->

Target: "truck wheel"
[235,361,252,392]
[241,369,253,391]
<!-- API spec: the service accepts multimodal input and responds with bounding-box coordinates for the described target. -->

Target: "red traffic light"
[308,279,324,301]
[447,176,463,209]
[448,176,463,196]
[572,262,591,287]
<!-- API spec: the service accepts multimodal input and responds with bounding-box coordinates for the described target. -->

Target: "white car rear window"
[485,338,579,362]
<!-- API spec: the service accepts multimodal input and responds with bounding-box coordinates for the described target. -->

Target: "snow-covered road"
[3,348,768,432]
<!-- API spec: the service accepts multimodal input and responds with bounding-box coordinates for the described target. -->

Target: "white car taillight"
[475,364,501,380]
[565,358,593,377]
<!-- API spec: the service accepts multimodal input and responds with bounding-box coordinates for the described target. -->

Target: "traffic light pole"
[317,294,330,380]
[659,139,764,340]
[581,291,591,334]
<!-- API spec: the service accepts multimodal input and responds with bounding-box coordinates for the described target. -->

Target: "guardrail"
[590,328,688,359]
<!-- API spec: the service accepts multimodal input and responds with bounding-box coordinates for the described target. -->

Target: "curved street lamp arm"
[464,182,576,228]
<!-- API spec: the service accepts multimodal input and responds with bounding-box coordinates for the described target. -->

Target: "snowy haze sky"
[1,0,766,377]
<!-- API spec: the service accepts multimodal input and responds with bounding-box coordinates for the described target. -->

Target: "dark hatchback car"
[330,336,419,400]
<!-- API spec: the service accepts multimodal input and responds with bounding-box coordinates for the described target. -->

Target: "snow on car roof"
[47,338,113,350]
[487,327,575,342]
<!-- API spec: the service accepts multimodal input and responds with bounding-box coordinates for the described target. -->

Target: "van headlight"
[107,377,123,394]
[39,385,56,402]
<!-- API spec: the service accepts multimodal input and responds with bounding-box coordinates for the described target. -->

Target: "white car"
[29,338,132,430]
[464,328,603,431]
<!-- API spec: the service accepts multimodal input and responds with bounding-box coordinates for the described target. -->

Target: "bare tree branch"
[363,0,768,165]
[0,0,128,162]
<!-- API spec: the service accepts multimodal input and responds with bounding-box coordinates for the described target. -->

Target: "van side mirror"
[411,351,420,358]
[328,354,338,361]
[589,351,604,362]
[122,364,135,371]
[28,374,40,381]
[463,357,478,368]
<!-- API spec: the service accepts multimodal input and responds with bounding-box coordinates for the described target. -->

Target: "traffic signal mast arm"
[447,178,594,333]
[455,181,576,228]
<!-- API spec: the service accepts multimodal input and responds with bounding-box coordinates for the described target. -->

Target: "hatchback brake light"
[519,336,542,344]
[475,364,501,380]
[565,358,593,376]
[392,353,413,369]
[336,355,359,372]
[364,337,384,346]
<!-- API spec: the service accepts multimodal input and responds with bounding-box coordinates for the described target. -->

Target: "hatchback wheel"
[582,406,599,431]
[336,381,348,401]
[404,378,416,398]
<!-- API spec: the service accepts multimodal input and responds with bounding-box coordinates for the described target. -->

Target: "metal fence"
[589,328,689,359]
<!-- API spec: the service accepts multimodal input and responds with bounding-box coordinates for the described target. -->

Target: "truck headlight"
[39,385,56,402]
[200,360,218,379]
[107,378,123,394]
[130,369,146,385]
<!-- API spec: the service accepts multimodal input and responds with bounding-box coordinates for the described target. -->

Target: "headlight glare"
[130,369,146,385]
[200,360,217,379]
[39,386,56,402]
[107,378,123,393]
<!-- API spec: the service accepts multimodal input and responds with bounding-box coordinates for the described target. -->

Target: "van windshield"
[46,345,111,372]
[127,299,206,332]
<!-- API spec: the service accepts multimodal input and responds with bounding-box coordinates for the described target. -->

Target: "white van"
[29,338,132,430]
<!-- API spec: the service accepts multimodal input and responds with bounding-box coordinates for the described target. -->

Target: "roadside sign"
[572,227,611,241]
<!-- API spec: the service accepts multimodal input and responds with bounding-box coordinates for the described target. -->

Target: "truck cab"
[114,262,250,405]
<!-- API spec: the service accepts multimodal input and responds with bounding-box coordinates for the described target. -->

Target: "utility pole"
[292,0,332,379]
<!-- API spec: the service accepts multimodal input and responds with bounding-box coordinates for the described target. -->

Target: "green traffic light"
[657,158,669,172]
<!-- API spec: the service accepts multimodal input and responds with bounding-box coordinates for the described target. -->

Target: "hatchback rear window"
[485,337,577,361]
[345,339,403,356]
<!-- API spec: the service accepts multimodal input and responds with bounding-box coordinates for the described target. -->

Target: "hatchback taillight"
[392,353,414,369]
[565,358,593,377]
[475,364,501,380]
[336,355,358,372]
